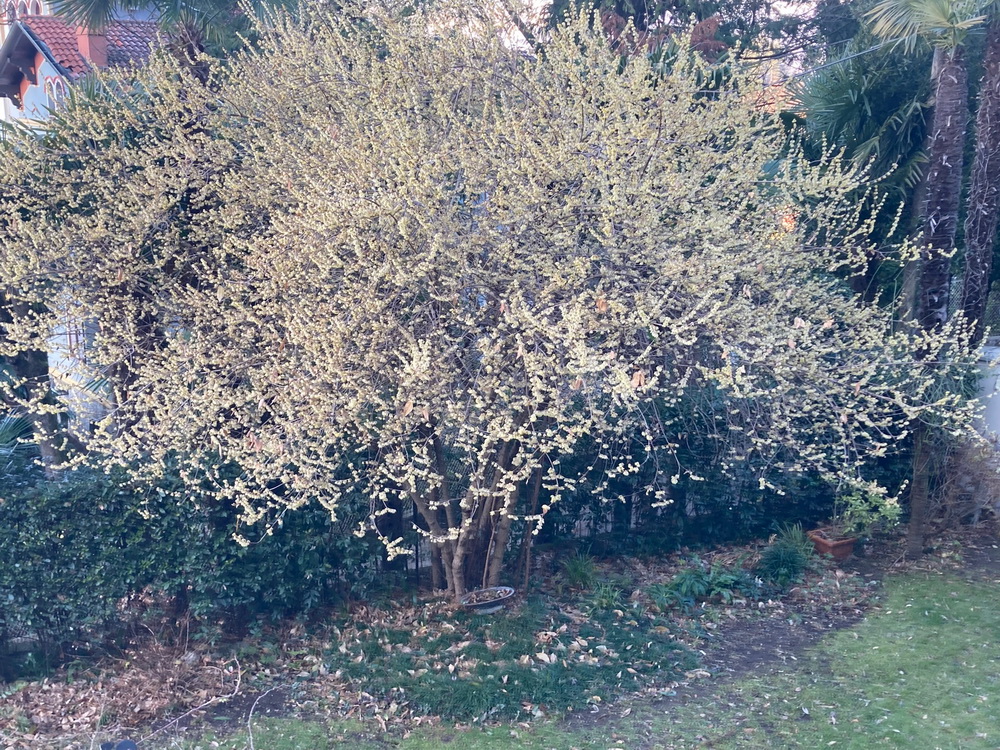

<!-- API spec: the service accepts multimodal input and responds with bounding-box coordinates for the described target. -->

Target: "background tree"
[867,0,987,556]
[789,24,932,302]
[547,0,858,57]
[868,0,986,329]
[49,0,290,59]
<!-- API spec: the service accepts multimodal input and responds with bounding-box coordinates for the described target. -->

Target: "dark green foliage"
[756,523,815,587]
[647,557,771,613]
[669,560,711,601]
[585,582,624,613]
[536,387,848,558]
[706,560,754,604]
[646,582,682,612]
[0,469,381,678]
[0,411,39,486]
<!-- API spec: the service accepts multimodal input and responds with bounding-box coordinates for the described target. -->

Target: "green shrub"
[707,561,753,604]
[648,559,766,610]
[756,523,814,587]
[585,582,624,613]
[559,550,598,590]
[646,582,681,612]
[669,559,711,602]
[0,468,382,676]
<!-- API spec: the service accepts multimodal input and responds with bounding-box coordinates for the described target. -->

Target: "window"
[15,0,26,17]
[65,323,86,360]
[28,0,40,14]
[43,77,66,109]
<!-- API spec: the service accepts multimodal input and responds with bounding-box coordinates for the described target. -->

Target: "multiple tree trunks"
[0,4,979,602]
[906,17,1000,554]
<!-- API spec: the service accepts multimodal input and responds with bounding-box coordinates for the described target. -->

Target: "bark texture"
[961,19,1000,345]
[909,46,970,556]
[917,46,968,333]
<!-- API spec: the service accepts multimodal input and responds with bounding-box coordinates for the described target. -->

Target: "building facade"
[0,1,156,124]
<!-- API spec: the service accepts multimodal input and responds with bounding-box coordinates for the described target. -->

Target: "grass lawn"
[167,568,1000,749]
[637,571,1000,748]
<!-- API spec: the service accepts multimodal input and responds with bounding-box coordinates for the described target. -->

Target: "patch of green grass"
[174,717,333,749]
[317,593,694,722]
[165,715,611,750]
[628,571,1000,748]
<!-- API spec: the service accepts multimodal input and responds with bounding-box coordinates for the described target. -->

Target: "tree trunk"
[515,466,544,590]
[907,45,969,555]
[907,423,931,557]
[961,19,1000,345]
[484,485,520,587]
[917,46,967,333]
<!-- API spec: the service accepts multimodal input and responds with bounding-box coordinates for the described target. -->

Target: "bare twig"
[246,685,285,750]
[137,658,242,745]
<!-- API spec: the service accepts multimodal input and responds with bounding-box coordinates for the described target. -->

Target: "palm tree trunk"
[907,45,969,555]
[907,422,931,557]
[917,46,968,332]
[961,19,1000,345]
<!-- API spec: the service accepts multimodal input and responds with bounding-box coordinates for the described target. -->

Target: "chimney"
[76,27,107,68]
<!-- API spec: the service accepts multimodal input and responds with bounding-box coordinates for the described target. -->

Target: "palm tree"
[0,297,66,477]
[867,0,987,557]
[869,0,986,329]
[49,0,289,60]
[790,31,932,301]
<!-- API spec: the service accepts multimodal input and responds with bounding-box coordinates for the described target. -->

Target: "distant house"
[0,1,157,124]
[0,4,158,432]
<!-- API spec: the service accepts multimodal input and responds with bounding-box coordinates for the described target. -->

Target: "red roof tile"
[20,15,88,77]
[105,19,157,67]
[20,15,157,76]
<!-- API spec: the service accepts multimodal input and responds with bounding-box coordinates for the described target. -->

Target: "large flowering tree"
[0,1,978,598]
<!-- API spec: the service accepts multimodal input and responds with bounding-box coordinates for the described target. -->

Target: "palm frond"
[790,37,931,194]
[49,0,118,31]
[867,0,988,51]
[0,413,34,452]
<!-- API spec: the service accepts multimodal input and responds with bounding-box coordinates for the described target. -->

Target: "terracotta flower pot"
[807,528,857,562]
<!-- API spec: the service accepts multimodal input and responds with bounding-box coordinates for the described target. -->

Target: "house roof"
[18,15,158,77]
[20,15,88,77]
[105,18,158,67]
